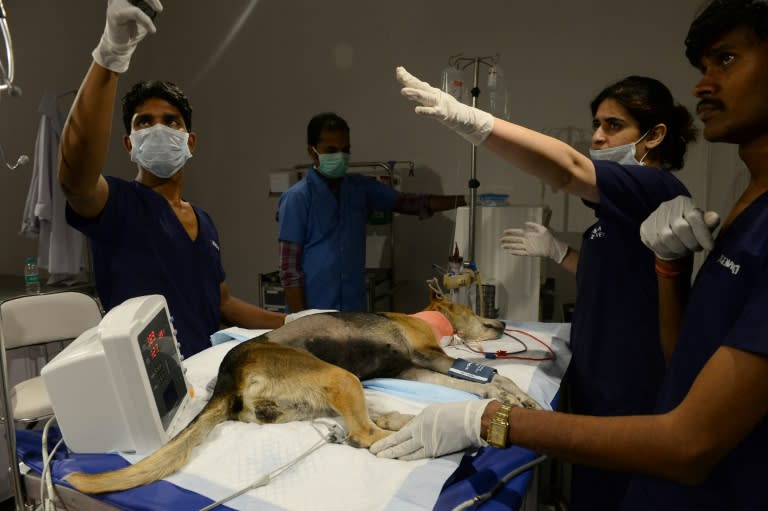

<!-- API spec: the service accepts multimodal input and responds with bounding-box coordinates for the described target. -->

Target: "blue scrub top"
[621,191,768,511]
[277,168,399,311]
[571,161,690,416]
[66,177,225,358]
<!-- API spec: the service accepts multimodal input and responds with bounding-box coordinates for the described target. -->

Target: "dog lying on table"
[67,289,541,494]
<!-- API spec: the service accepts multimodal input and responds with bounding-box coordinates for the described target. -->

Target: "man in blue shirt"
[277,112,466,312]
[371,1,768,508]
[60,0,285,357]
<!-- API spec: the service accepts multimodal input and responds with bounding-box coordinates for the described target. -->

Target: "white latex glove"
[640,196,721,260]
[500,222,569,264]
[369,399,492,460]
[284,309,337,324]
[93,0,163,73]
[396,66,494,146]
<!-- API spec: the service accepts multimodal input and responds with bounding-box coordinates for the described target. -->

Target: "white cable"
[39,416,59,510]
[41,438,63,511]
[197,420,347,511]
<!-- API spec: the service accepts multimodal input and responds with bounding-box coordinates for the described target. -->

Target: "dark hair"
[307,112,350,146]
[686,0,768,67]
[590,76,697,170]
[121,80,193,134]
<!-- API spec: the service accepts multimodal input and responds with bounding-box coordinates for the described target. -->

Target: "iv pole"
[448,54,499,263]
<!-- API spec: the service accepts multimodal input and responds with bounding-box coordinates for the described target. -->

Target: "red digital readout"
[145,328,165,359]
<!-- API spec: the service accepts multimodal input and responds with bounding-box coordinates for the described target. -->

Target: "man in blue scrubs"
[277,112,466,312]
[60,1,285,357]
[371,1,768,508]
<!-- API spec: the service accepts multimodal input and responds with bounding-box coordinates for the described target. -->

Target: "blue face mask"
[314,148,349,179]
[589,130,650,166]
[130,124,192,179]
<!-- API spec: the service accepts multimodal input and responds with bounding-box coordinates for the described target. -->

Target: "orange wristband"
[655,261,684,279]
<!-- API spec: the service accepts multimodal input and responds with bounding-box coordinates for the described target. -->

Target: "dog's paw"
[491,375,543,410]
[348,425,392,448]
[371,411,415,431]
[518,395,543,410]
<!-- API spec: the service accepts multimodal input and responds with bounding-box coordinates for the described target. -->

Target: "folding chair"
[0,291,102,511]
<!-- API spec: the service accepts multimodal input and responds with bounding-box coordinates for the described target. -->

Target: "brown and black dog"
[67,290,541,494]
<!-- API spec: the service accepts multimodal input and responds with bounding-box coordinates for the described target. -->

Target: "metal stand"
[447,54,499,263]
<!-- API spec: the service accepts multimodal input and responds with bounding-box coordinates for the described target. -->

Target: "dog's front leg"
[396,368,542,410]
[322,365,393,447]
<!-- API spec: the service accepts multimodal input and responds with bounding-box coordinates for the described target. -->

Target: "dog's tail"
[65,393,231,494]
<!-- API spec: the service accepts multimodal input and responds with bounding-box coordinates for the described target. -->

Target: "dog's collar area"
[410,311,454,341]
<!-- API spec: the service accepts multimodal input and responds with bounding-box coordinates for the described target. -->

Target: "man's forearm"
[428,195,466,212]
[479,401,698,484]
[221,295,285,329]
[655,256,693,363]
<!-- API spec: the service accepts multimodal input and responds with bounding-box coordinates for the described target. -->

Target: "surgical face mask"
[130,124,192,179]
[589,131,650,166]
[314,148,349,179]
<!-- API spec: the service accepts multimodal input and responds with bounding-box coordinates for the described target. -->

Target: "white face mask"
[130,124,192,178]
[589,130,650,166]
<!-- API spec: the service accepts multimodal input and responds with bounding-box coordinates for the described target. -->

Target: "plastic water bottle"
[24,256,41,294]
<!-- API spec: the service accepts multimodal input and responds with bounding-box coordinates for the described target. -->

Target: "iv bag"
[441,65,465,103]
[487,65,510,120]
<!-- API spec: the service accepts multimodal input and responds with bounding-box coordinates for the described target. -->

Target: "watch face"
[487,423,507,448]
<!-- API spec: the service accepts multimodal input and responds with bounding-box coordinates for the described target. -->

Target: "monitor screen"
[137,309,188,430]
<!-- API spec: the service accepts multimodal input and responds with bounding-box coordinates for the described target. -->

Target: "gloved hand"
[640,196,721,260]
[93,0,163,73]
[396,66,494,146]
[284,309,338,324]
[369,399,492,460]
[500,222,569,264]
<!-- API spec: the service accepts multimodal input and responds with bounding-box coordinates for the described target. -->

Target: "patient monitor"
[41,294,192,454]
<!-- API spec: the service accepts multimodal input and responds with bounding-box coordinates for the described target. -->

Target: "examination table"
[16,321,571,511]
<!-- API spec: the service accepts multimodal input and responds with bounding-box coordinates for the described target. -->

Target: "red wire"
[461,328,556,361]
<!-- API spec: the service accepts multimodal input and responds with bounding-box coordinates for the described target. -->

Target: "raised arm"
[395,66,599,203]
[58,64,118,218]
[58,0,162,218]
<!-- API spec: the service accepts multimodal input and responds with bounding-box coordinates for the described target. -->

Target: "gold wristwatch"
[486,402,512,448]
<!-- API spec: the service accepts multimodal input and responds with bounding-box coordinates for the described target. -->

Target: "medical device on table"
[41,295,193,454]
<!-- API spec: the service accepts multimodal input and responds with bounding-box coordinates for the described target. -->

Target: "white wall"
[0,0,743,313]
